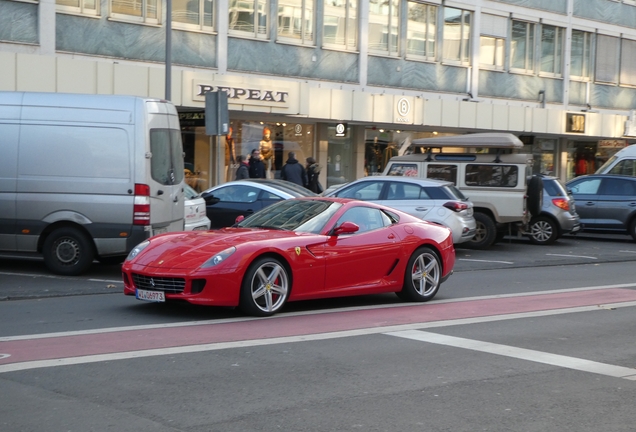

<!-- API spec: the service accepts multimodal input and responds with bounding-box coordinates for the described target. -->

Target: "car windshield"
[543,178,567,197]
[184,184,200,200]
[249,179,318,197]
[238,199,342,233]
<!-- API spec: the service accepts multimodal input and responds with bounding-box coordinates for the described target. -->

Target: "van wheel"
[464,213,496,250]
[527,176,544,217]
[42,227,95,276]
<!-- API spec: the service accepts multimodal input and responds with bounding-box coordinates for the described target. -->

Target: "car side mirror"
[203,194,220,205]
[235,215,245,224]
[332,221,359,236]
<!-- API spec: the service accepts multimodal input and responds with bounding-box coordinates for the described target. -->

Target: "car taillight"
[443,201,469,212]
[552,198,570,211]
[133,183,151,225]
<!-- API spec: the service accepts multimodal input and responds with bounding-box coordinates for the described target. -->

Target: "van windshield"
[150,129,185,185]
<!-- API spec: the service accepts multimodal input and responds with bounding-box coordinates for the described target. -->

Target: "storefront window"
[364,129,441,176]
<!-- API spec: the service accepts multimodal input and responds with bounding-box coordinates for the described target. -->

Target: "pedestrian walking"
[235,154,249,180]
[280,151,308,187]
[305,157,323,193]
[248,149,266,179]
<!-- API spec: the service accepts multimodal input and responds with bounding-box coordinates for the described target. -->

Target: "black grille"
[132,273,186,294]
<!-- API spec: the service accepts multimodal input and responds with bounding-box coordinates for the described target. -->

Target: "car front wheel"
[42,227,95,276]
[397,247,441,302]
[239,257,290,317]
[528,216,558,245]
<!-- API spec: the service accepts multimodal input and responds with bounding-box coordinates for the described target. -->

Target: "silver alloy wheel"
[530,219,553,243]
[410,251,440,297]
[249,261,289,314]
[472,222,487,243]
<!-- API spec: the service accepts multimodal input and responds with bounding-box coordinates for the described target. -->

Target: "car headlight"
[126,240,150,261]
[201,247,236,268]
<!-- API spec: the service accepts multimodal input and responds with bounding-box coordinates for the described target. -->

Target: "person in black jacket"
[305,157,323,193]
[235,155,250,180]
[248,149,266,179]
[280,152,307,187]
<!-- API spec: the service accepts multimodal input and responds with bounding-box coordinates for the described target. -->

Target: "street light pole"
[165,0,172,100]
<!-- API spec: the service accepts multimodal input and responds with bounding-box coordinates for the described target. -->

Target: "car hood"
[133,228,302,269]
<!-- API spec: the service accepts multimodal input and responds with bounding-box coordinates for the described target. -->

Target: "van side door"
[0,96,19,250]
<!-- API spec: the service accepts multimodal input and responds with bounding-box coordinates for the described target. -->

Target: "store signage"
[194,83,289,108]
[599,140,628,149]
[178,111,205,127]
[396,97,411,123]
[335,123,347,137]
[566,113,586,134]
[294,124,303,136]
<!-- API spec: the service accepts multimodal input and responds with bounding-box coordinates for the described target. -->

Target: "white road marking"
[2,299,636,374]
[386,329,636,381]
[2,282,636,342]
[619,250,636,254]
[545,253,597,259]
[458,258,514,264]
[0,271,121,284]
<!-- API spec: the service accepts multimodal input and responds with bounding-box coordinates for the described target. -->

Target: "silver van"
[0,92,185,275]
[596,144,636,176]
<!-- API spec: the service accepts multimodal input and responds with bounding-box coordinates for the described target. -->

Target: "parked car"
[184,185,211,231]
[525,175,581,245]
[200,179,317,228]
[123,197,456,316]
[324,176,476,244]
[566,174,636,241]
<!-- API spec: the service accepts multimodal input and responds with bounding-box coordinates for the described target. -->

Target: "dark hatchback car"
[200,179,316,228]
[566,174,636,241]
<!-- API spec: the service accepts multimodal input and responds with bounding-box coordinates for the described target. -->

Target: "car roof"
[566,174,636,183]
[203,179,317,198]
[343,176,453,187]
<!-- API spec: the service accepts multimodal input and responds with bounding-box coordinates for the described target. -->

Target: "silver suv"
[526,176,581,245]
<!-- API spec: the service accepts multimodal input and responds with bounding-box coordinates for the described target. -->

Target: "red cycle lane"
[2,288,636,367]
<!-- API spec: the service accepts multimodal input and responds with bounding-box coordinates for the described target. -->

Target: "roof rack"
[411,133,523,149]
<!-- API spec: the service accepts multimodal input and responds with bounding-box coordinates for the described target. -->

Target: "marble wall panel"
[0,1,38,44]
[367,57,467,94]
[573,0,636,27]
[227,38,358,83]
[489,0,567,14]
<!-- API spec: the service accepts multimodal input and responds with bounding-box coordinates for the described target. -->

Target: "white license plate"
[153,227,168,236]
[136,289,165,302]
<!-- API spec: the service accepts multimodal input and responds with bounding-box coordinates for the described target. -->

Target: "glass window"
[387,163,419,177]
[150,129,185,186]
[608,159,636,176]
[406,1,436,59]
[336,206,387,233]
[540,24,563,76]
[595,35,619,84]
[571,30,592,79]
[465,165,518,187]
[173,0,214,29]
[323,0,357,49]
[229,0,268,38]
[277,0,314,44]
[442,6,470,63]
[569,178,601,194]
[620,38,636,87]
[111,0,159,23]
[600,178,636,196]
[480,36,504,69]
[510,20,535,72]
[335,181,383,200]
[426,164,457,184]
[368,0,399,55]
[386,182,428,200]
[56,0,99,15]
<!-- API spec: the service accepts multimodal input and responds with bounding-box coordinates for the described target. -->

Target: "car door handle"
[415,207,429,211]
[585,202,595,206]
[173,196,179,202]
[629,203,636,207]
[388,234,395,239]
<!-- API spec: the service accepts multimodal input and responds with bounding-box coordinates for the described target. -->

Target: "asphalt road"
[1,232,635,431]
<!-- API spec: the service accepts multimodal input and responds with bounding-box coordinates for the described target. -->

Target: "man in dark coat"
[280,151,307,187]
[248,149,266,179]
[235,155,250,180]
[305,157,322,193]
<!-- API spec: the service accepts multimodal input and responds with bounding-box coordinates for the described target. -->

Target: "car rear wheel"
[42,227,95,276]
[528,216,558,245]
[397,247,441,302]
[464,213,496,250]
[239,257,290,317]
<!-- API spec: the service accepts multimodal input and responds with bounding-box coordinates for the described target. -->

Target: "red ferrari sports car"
[122,197,455,316]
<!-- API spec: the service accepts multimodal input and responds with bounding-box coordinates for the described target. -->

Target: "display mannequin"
[259,127,274,179]
[225,127,236,182]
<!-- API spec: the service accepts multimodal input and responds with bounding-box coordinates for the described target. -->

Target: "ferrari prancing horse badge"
[295,247,301,256]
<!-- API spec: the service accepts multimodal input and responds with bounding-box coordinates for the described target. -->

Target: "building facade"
[2,0,636,190]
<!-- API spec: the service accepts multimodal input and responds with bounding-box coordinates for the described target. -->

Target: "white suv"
[382,133,543,249]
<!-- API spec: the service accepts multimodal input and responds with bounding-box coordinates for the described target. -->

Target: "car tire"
[527,176,544,217]
[42,227,95,276]
[239,256,290,317]
[396,247,441,302]
[528,216,559,245]
[629,219,636,242]
[463,213,496,250]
